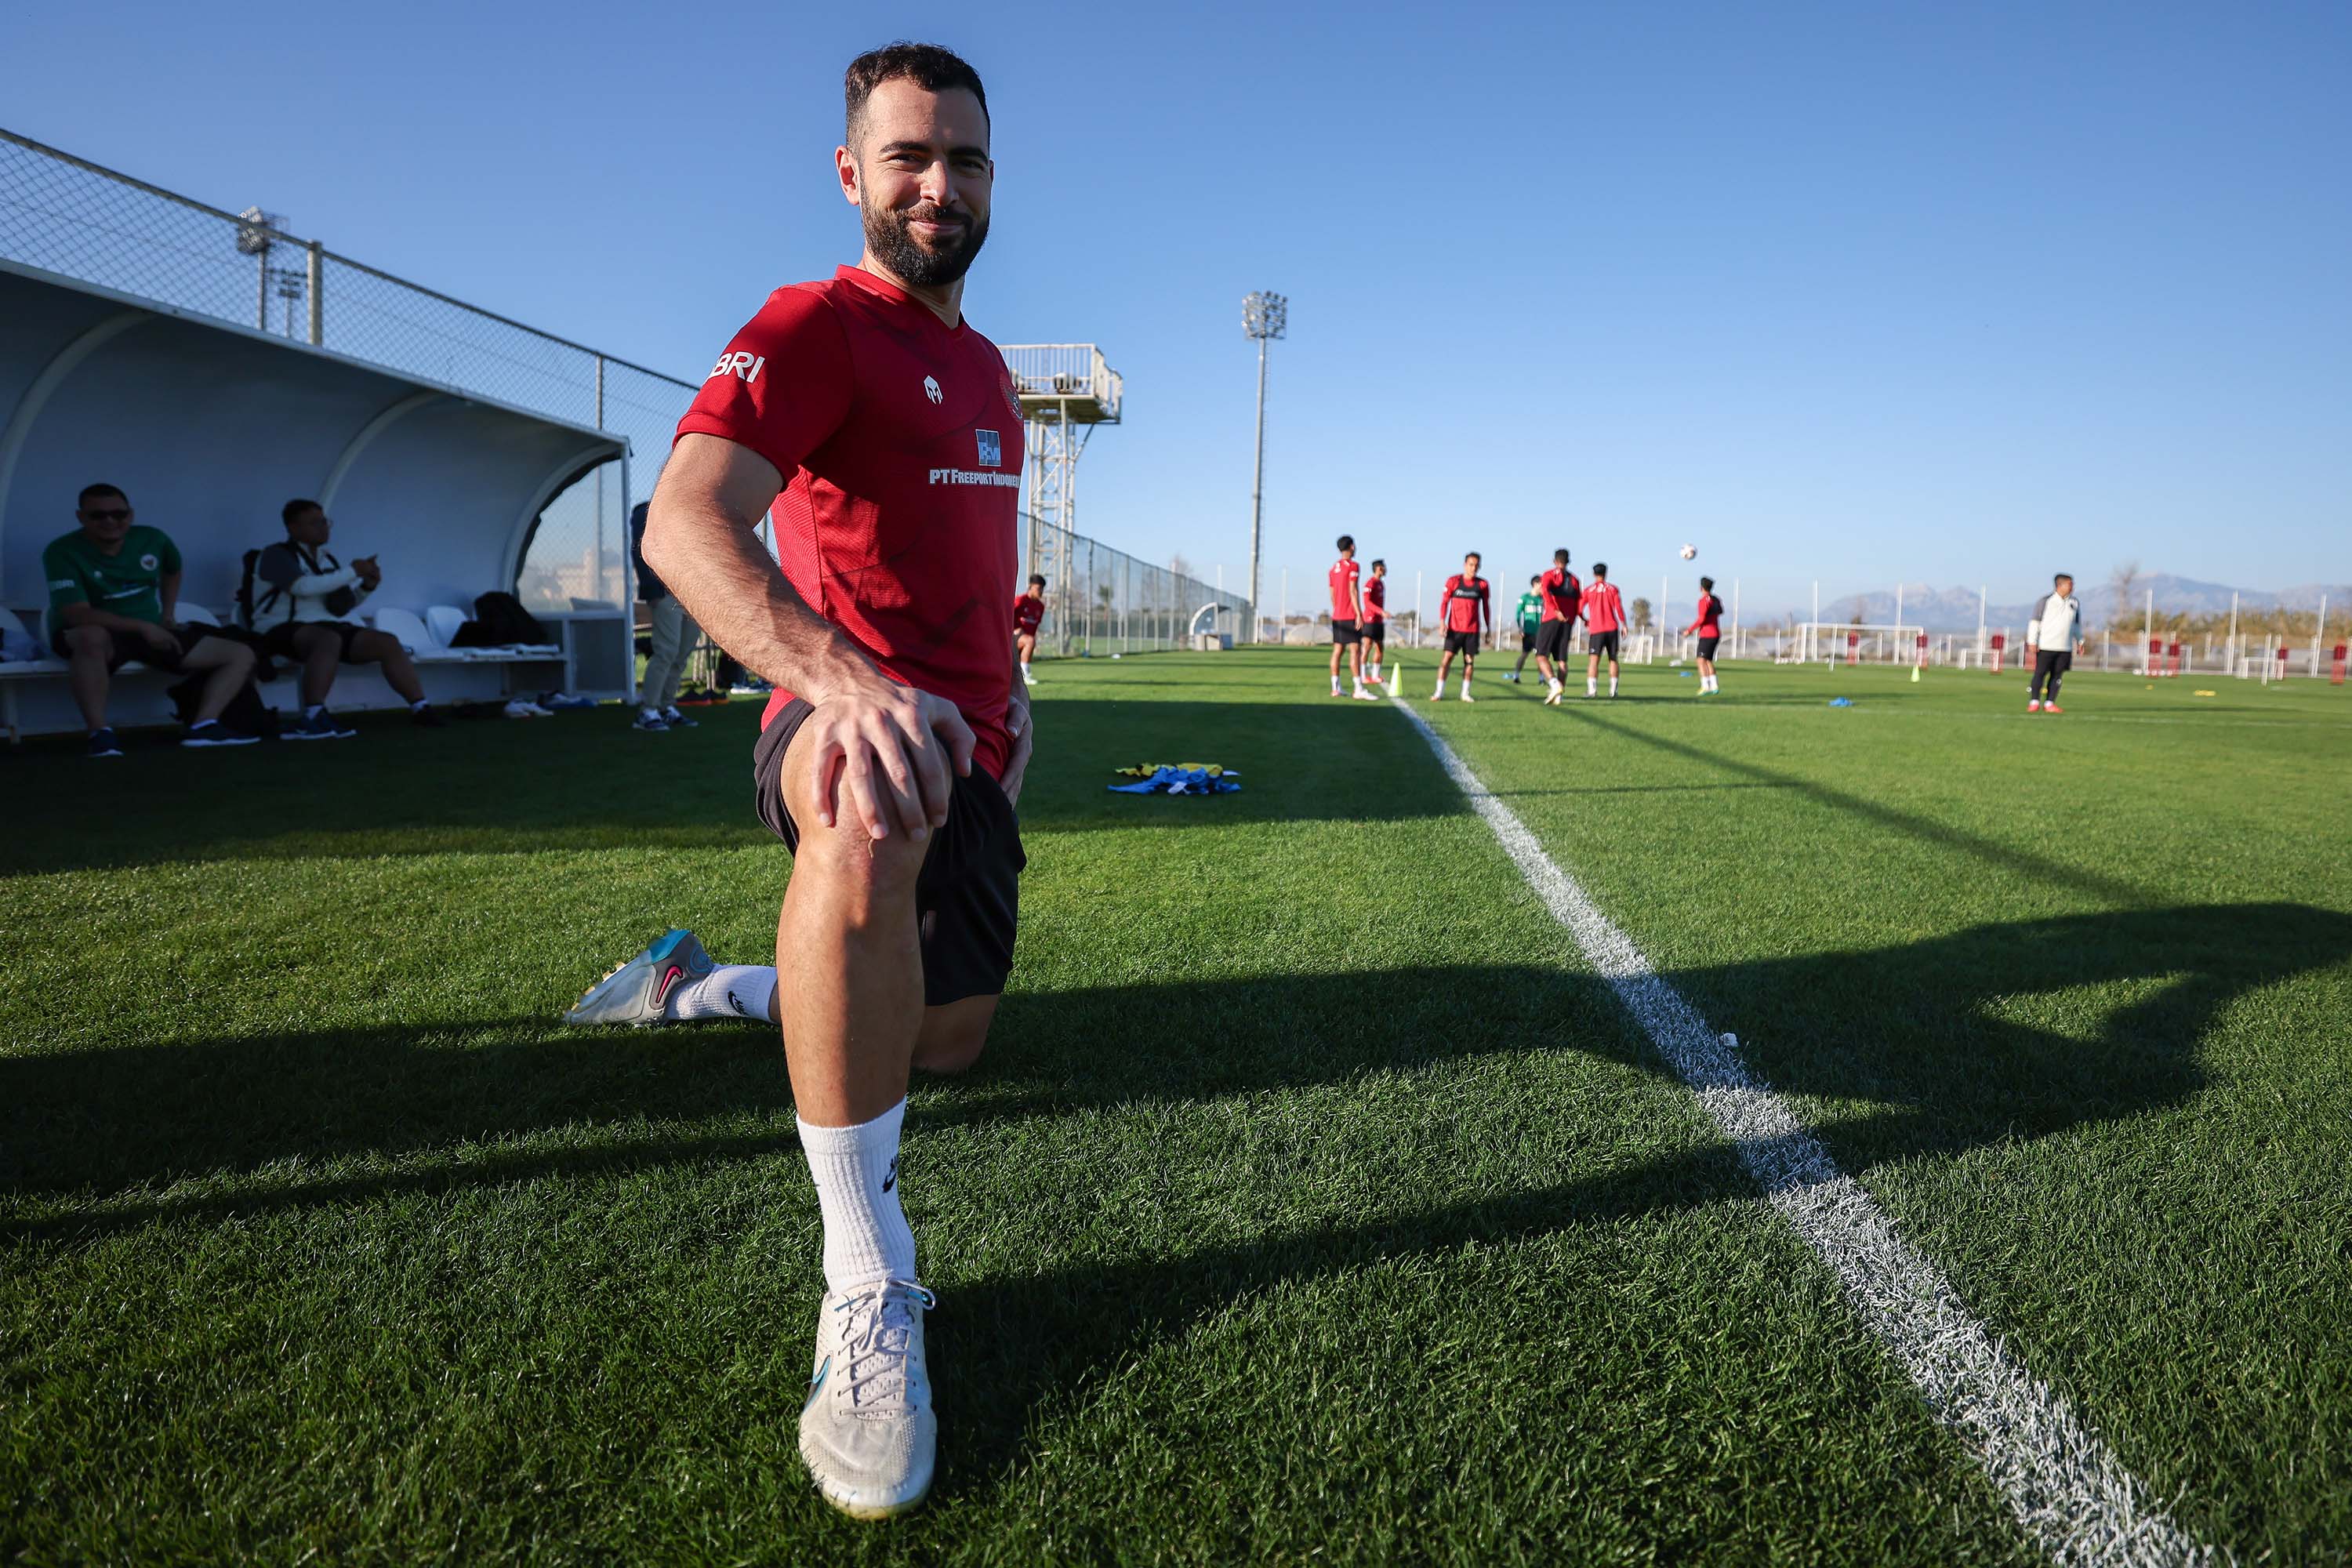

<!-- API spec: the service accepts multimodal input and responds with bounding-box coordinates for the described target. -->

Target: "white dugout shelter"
[0,260,632,737]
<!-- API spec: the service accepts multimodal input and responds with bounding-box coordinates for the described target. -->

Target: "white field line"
[1388,691,2217,1568]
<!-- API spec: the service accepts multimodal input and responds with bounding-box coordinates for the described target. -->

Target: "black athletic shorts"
[260,619,369,662]
[753,699,1026,1007]
[1363,619,1386,646]
[1536,620,1575,660]
[1588,630,1621,659]
[1332,619,1361,647]
[1443,630,1481,656]
[1519,630,1537,652]
[1696,636,1720,661]
[50,621,209,673]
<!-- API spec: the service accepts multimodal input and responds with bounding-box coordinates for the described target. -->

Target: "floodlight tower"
[234,207,287,332]
[1243,291,1286,643]
[998,343,1123,651]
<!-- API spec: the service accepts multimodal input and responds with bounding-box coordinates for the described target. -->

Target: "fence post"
[305,241,323,346]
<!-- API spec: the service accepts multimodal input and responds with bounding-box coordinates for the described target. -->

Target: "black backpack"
[168,667,280,738]
[451,590,551,648]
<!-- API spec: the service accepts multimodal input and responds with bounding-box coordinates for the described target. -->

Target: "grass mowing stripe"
[1385,688,2215,1568]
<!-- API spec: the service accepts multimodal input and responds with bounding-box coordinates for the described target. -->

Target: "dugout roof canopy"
[0,259,626,619]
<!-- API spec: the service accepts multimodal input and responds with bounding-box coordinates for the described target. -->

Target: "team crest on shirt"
[975,429,1001,468]
[139,553,158,571]
[923,376,942,404]
[1001,375,1022,419]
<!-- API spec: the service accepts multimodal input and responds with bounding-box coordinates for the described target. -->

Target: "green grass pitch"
[4,651,2347,1563]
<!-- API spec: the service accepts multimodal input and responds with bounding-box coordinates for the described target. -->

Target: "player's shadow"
[929,898,2351,1494]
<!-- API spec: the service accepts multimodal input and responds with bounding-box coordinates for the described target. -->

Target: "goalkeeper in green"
[1508,576,1544,682]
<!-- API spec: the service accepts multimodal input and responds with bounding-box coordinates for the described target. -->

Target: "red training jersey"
[1363,575,1386,622]
[1581,581,1625,633]
[1329,557,1363,622]
[1540,566,1581,622]
[676,267,1026,780]
[1442,574,1490,633]
[1014,593,1044,636]
[1686,594,1722,637]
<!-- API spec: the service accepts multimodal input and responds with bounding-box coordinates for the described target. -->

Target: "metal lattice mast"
[1242,292,1286,644]
[1000,344,1123,652]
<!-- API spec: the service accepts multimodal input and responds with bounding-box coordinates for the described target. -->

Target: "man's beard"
[863,199,989,289]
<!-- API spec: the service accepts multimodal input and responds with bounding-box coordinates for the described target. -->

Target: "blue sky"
[13,0,2349,619]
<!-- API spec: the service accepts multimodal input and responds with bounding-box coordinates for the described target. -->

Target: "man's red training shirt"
[1442,574,1490,633]
[1329,557,1362,622]
[1540,566,1581,622]
[1363,575,1385,622]
[1014,593,1044,637]
[1686,593,1722,637]
[1581,581,1625,633]
[674,266,1026,780]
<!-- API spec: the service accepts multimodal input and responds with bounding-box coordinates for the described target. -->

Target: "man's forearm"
[644,493,870,702]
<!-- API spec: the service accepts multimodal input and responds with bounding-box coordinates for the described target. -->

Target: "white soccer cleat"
[1544,688,1562,706]
[1352,686,1381,701]
[1458,688,1475,703]
[1429,685,1444,701]
[800,1279,938,1519]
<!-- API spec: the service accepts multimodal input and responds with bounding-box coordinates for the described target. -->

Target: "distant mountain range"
[1802,575,2350,631]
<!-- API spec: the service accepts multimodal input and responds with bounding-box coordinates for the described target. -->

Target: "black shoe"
[181,720,259,748]
[87,728,124,759]
[411,705,449,729]
[285,708,358,741]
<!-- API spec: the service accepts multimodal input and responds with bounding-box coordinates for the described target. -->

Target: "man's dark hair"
[282,498,323,528]
[1370,558,1385,571]
[1553,547,1570,565]
[1028,573,1046,588]
[78,482,126,509]
[1465,551,1481,563]
[1335,534,1354,553]
[2054,572,2073,584]
[1593,562,1609,578]
[1530,575,1541,586]
[846,42,989,143]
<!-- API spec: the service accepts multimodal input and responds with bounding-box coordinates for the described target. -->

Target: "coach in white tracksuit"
[2025,572,2085,711]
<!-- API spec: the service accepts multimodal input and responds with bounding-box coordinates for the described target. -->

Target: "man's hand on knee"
[797,671,975,844]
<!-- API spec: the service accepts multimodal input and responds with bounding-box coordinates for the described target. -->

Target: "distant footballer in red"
[1432,550,1490,701]
[1327,535,1374,699]
[1014,573,1045,688]
[1534,547,1581,703]
[1683,575,1726,695]
[1580,562,1626,697]
[1362,558,1391,687]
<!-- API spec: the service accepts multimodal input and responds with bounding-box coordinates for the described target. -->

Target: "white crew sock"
[666,964,777,1022]
[1586,677,1597,695]
[1460,673,1472,693]
[640,706,662,720]
[1548,677,1563,695]
[1367,660,1381,681]
[799,1098,917,1291]
[1610,676,1619,696]
[304,704,327,721]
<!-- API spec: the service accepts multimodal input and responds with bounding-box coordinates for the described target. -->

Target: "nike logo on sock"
[883,1156,898,1194]
[727,989,748,1016]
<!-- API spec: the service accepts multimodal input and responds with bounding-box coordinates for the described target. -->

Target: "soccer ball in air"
[1679,544,1697,560]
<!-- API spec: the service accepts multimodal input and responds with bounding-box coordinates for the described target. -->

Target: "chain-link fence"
[1026,517,1251,656]
[0,128,695,612]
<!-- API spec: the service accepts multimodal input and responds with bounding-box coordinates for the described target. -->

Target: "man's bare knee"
[64,626,111,662]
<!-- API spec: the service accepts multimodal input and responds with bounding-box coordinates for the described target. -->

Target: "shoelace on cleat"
[832,1280,935,1416]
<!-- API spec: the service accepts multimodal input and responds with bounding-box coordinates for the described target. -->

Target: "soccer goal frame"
[1796,622,1928,666]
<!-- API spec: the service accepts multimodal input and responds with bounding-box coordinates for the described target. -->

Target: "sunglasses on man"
[81,507,131,522]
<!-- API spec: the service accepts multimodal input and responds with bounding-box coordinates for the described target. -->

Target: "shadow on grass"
[7,900,2345,1500]
[13,901,2341,1221]
[2,696,1457,877]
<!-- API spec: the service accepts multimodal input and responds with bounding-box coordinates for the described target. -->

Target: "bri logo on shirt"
[707,350,765,384]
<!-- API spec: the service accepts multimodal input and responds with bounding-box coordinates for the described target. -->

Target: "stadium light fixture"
[235,207,288,332]
[1243,292,1287,643]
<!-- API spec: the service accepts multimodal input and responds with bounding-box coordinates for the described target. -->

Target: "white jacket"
[251,540,373,632]
[2027,592,2082,652]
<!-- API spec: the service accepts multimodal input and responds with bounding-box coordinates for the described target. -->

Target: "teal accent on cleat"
[562,928,712,1025]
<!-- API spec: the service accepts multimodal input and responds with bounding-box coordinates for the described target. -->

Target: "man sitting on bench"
[251,499,442,736]
[44,482,259,757]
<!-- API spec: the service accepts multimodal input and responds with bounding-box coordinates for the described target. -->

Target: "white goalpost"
[1795,622,1925,666]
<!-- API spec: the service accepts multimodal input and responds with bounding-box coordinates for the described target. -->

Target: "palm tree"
[1631,597,1653,633]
